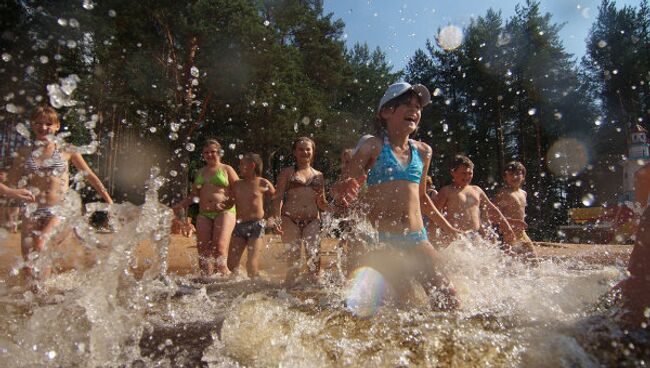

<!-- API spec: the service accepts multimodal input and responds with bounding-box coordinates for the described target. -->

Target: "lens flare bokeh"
[345,267,387,318]
[546,138,590,177]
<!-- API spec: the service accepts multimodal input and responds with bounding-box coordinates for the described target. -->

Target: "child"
[334,82,462,310]
[225,153,276,278]
[493,161,536,254]
[271,137,329,286]
[173,139,238,276]
[434,155,517,246]
[8,106,113,283]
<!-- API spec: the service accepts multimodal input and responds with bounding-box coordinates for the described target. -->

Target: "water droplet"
[168,132,178,140]
[594,118,602,126]
[437,25,463,51]
[67,40,77,49]
[149,127,157,133]
[190,66,199,77]
[228,143,236,150]
[433,88,442,97]
[185,142,195,152]
[263,20,270,26]
[39,55,49,64]
[301,116,310,126]
[314,118,322,127]
[553,202,561,209]
[554,112,563,120]
[57,18,68,27]
[1,53,11,62]
[5,103,18,113]
[497,33,512,46]
[108,9,117,17]
[598,40,607,48]
[191,79,199,86]
[46,350,57,360]
[192,196,200,204]
[170,122,180,132]
[293,122,299,132]
[82,0,96,10]
[527,108,537,116]
[69,18,80,28]
[581,193,595,206]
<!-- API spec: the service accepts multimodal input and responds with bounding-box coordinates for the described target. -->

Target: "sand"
[0,232,633,286]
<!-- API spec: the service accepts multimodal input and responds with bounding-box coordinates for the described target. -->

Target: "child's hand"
[11,188,35,202]
[267,217,283,235]
[334,175,366,208]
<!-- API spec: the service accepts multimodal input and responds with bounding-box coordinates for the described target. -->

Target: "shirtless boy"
[493,161,536,256]
[225,153,276,278]
[435,155,517,247]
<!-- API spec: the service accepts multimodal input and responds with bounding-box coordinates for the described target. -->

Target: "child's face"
[239,159,255,176]
[31,117,60,140]
[0,171,7,183]
[293,141,314,163]
[504,171,524,188]
[202,144,221,163]
[381,96,422,134]
[451,165,473,187]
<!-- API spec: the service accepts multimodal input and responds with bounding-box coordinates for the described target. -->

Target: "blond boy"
[225,153,276,278]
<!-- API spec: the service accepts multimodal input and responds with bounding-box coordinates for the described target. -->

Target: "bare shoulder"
[412,140,432,157]
[361,136,383,156]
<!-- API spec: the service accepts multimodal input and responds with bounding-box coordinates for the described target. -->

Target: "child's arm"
[270,168,290,218]
[69,152,113,204]
[261,178,276,197]
[480,189,516,244]
[315,172,330,212]
[0,183,35,202]
[221,165,239,210]
[332,138,379,206]
[417,143,461,236]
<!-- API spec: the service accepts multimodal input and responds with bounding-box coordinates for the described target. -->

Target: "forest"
[1,0,648,240]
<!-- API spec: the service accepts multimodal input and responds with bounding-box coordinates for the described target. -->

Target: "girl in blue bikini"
[173,139,238,276]
[335,82,462,309]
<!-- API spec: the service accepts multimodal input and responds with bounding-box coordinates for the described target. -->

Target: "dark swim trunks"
[232,219,265,240]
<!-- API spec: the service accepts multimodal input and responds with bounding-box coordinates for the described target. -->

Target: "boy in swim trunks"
[225,153,276,278]
[493,161,536,257]
[435,155,518,249]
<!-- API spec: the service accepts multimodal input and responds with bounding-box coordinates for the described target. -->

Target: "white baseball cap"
[378,82,431,111]
[352,134,374,155]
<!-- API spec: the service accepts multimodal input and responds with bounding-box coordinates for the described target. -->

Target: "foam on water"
[0,176,646,366]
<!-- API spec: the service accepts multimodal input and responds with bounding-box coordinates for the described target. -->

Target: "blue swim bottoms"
[377,228,428,248]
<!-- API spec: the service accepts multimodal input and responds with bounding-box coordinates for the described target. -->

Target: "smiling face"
[31,115,60,141]
[451,165,474,187]
[504,170,524,189]
[293,139,315,165]
[380,95,422,135]
[201,143,221,164]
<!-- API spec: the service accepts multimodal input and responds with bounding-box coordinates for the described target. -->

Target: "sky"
[323,0,642,71]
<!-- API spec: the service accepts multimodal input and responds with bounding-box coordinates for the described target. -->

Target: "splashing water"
[0,176,645,366]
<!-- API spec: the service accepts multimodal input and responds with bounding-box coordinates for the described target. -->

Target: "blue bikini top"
[367,136,423,186]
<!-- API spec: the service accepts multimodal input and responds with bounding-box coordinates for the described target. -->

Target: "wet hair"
[374,89,420,135]
[504,161,526,176]
[242,153,263,176]
[291,136,316,163]
[451,155,474,170]
[30,106,60,126]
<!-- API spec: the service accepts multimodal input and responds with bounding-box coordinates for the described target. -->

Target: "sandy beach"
[0,232,633,287]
